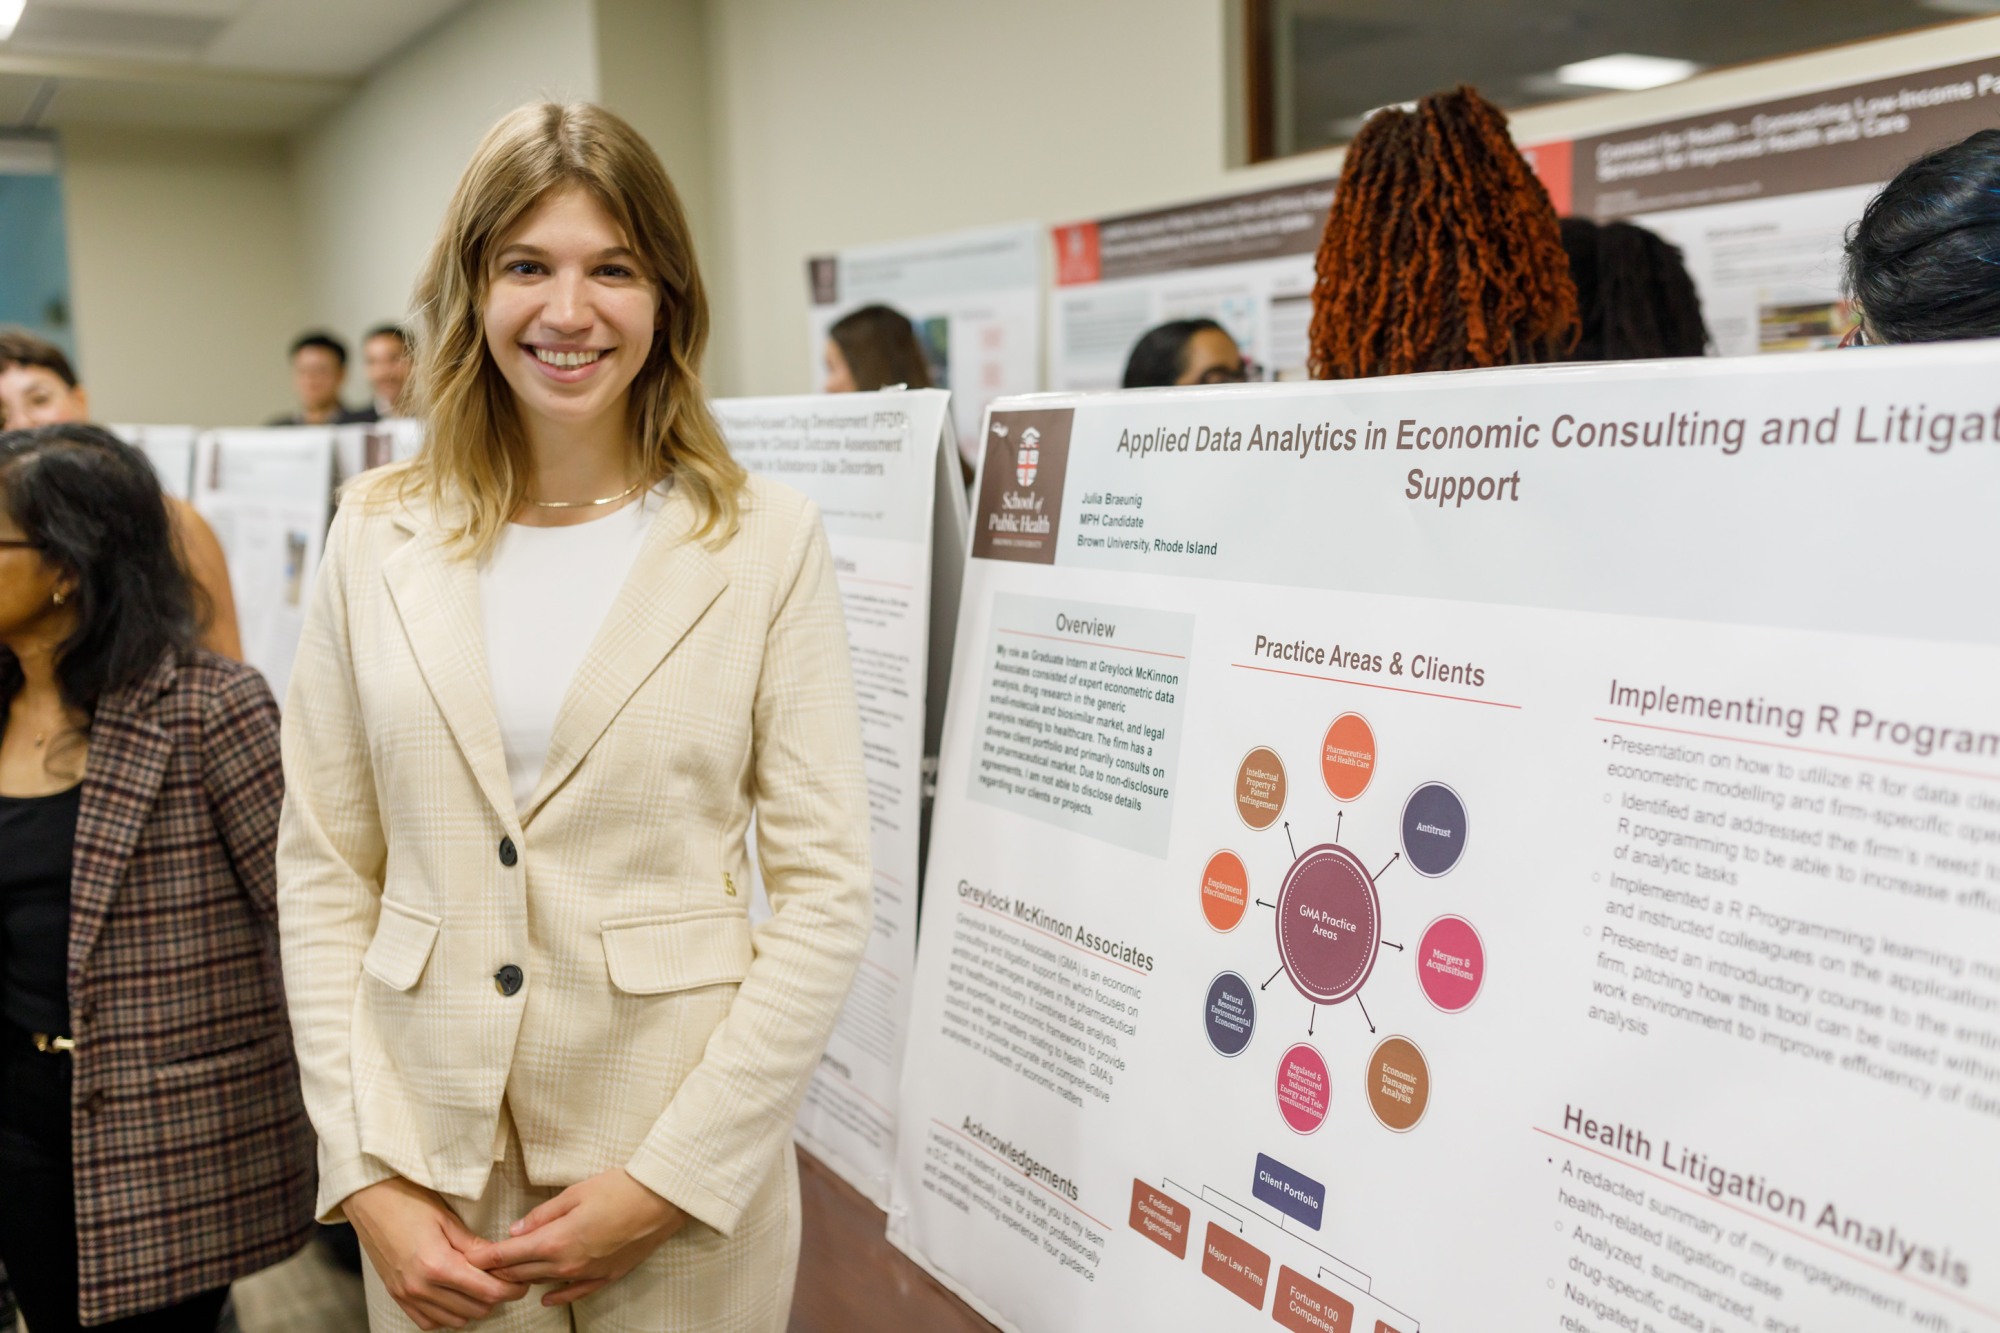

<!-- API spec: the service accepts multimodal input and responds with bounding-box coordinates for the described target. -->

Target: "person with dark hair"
[1121,318,1249,387]
[1560,218,1710,361]
[361,324,414,420]
[270,330,371,426]
[0,327,242,659]
[1309,86,1577,378]
[1843,128,2000,345]
[822,304,934,393]
[0,423,315,1331]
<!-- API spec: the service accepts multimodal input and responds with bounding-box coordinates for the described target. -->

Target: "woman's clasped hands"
[345,1170,688,1329]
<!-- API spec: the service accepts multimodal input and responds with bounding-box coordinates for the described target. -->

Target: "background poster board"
[192,428,334,698]
[889,346,2000,1332]
[806,223,1042,471]
[332,418,426,485]
[1530,54,2000,353]
[112,423,198,500]
[1048,179,1334,391]
[716,388,967,1206]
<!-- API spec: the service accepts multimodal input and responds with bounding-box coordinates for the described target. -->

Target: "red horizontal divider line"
[931,1117,1113,1232]
[1532,1126,2000,1322]
[1232,662,1521,710]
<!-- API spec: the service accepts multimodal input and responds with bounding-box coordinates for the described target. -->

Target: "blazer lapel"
[522,487,727,824]
[70,655,176,981]
[382,521,519,828]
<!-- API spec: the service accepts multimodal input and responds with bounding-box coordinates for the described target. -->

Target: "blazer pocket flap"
[601,911,752,995]
[361,900,442,992]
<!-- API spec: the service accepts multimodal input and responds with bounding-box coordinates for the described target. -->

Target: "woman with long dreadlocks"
[1309,86,1577,379]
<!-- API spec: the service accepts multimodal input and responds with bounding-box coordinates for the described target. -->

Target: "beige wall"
[700,0,1288,397]
[290,0,600,362]
[61,124,303,427]
[592,0,732,391]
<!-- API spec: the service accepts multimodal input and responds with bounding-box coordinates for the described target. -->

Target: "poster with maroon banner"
[890,344,2000,1333]
[1048,179,1336,390]
[1527,54,2000,354]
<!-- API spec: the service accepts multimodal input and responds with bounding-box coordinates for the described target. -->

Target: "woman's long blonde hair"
[401,101,743,553]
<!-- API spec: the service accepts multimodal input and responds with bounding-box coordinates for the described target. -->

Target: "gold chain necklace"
[527,478,647,510]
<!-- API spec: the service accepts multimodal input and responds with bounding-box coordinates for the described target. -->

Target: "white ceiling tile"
[30,0,246,17]
[202,0,473,76]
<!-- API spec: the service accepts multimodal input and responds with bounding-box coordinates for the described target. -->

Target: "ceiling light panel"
[1555,53,1705,91]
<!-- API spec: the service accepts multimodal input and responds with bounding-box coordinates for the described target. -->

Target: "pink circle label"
[1276,1043,1330,1134]
[1417,915,1485,1013]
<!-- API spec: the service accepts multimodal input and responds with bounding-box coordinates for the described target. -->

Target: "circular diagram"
[1366,1036,1431,1131]
[1201,850,1249,932]
[1205,972,1256,1057]
[1235,747,1287,830]
[1320,712,1376,801]
[1417,914,1485,1013]
[1273,843,1382,1005]
[1276,1042,1331,1133]
[1401,781,1469,877]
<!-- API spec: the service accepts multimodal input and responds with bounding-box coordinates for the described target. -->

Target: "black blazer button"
[495,965,524,996]
[498,837,518,867]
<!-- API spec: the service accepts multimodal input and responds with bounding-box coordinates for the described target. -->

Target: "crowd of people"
[0,80,1997,1333]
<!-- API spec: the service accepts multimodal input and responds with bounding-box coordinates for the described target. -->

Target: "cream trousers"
[362,1115,799,1332]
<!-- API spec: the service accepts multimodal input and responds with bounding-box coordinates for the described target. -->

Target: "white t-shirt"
[479,489,661,812]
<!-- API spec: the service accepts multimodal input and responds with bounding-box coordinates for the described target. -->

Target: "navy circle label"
[1401,782,1469,877]
[1205,971,1256,1057]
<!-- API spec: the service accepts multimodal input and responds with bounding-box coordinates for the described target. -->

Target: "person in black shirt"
[0,424,314,1331]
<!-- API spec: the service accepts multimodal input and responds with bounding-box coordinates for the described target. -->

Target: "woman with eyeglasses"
[0,423,314,1332]
[1121,318,1251,387]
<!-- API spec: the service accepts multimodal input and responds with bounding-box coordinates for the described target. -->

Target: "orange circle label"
[1201,850,1249,931]
[1367,1036,1430,1132]
[1321,712,1376,802]
[1235,747,1287,829]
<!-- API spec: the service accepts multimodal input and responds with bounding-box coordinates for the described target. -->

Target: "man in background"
[359,323,414,420]
[0,328,242,658]
[268,331,371,426]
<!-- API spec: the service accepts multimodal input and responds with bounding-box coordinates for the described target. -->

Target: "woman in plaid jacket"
[0,423,315,1330]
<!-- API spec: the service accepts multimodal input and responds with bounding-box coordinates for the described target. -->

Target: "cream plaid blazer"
[275,472,870,1263]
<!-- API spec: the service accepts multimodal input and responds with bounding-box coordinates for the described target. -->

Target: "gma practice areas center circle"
[1274,844,1381,1005]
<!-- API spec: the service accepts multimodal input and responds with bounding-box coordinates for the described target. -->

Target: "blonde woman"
[276,103,871,1331]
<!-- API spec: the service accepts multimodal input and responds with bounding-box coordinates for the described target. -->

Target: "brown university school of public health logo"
[1016,427,1040,487]
[972,407,1072,564]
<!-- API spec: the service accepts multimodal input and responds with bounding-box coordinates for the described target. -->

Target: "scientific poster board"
[890,345,2000,1332]
[806,223,1042,470]
[1529,54,2000,353]
[332,418,425,484]
[192,428,335,698]
[112,423,198,500]
[1048,179,1334,391]
[715,388,967,1206]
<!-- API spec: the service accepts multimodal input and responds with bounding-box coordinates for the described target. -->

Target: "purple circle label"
[1205,971,1256,1057]
[1401,782,1469,877]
